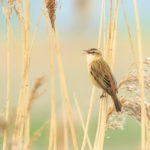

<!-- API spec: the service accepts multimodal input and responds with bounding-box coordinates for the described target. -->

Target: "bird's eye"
[91,52,95,54]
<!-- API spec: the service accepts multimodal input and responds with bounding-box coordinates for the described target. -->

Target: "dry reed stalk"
[95,0,119,149]
[81,0,106,149]
[98,0,105,49]
[62,100,69,150]
[13,0,25,140]
[146,129,150,149]
[111,0,118,68]
[94,1,106,147]
[95,0,112,149]
[81,87,95,150]
[13,0,31,147]
[96,97,107,150]
[45,0,78,148]
[98,2,114,147]
[74,95,92,150]
[2,4,12,150]
[121,0,138,72]
[23,0,31,147]
[133,0,147,149]
[29,13,43,56]
[44,0,78,148]
[25,76,45,150]
[93,101,101,148]
[105,0,112,59]
[52,29,78,150]
[44,14,57,150]
[43,1,66,149]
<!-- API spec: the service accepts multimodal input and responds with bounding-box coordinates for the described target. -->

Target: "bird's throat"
[86,54,95,65]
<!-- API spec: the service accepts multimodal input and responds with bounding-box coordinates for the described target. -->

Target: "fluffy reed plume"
[27,76,46,111]
[46,0,56,30]
[119,57,150,97]
[24,76,45,150]
[107,98,150,130]
[107,58,150,130]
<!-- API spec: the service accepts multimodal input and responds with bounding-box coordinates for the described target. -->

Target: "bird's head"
[83,48,102,57]
[83,48,103,64]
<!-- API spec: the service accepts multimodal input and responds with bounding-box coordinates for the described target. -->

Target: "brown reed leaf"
[46,0,57,30]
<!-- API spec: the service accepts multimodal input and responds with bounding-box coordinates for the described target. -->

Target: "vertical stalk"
[45,16,57,150]
[74,96,92,150]
[95,0,119,149]
[62,101,68,150]
[13,0,31,148]
[43,2,78,147]
[81,87,95,150]
[14,0,24,139]
[133,0,147,149]
[3,15,11,150]
[98,0,105,49]
[81,0,105,149]
[24,0,31,148]
[52,29,78,150]
[121,0,138,71]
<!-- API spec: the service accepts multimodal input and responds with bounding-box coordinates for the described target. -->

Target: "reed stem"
[3,15,11,150]
[133,0,147,149]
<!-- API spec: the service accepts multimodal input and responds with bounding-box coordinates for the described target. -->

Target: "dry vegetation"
[0,0,149,150]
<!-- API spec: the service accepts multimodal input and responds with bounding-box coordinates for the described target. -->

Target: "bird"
[83,48,121,112]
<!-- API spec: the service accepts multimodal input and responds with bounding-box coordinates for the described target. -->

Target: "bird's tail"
[111,94,122,112]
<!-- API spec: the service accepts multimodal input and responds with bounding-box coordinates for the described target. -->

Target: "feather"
[90,58,117,94]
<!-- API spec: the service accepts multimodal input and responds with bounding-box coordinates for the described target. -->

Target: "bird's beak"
[82,50,89,54]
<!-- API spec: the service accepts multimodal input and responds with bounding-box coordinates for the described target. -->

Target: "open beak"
[82,50,89,54]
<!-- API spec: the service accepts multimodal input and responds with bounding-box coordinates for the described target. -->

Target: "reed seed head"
[46,0,56,30]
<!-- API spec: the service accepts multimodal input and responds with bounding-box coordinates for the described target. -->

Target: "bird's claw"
[100,91,106,99]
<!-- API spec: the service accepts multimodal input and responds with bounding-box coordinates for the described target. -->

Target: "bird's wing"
[90,59,118,95]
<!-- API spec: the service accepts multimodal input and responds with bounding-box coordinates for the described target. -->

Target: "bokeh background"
[0,0,150,149]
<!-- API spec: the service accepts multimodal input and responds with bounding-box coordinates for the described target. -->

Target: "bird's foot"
[100,91,107,99]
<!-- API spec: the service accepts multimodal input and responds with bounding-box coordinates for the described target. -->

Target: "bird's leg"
[100,91,107,99]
